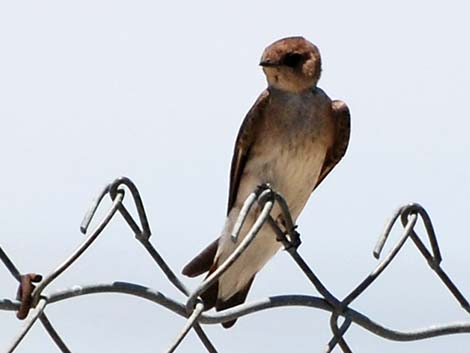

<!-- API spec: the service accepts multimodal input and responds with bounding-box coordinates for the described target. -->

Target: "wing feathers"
[314,99,350,190]
[216,276,255,328]
[181,238,219,278]
[227,90,270,213]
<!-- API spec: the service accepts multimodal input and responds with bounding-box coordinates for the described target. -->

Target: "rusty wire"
[1,176,470,352]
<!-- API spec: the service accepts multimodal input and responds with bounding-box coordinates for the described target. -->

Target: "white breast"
[245,138,326,218]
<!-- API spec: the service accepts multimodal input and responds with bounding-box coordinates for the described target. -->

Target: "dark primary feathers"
[181,238,219,278]
[227,90,270,214]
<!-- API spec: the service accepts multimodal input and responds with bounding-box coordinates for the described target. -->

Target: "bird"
[182,36,350,328]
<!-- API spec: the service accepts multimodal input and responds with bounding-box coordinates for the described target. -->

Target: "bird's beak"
[259,59,277,67]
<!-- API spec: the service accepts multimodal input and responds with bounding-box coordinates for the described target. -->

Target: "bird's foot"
[256,183,272,195]
[274,216,301,249]
[285,226,302,250]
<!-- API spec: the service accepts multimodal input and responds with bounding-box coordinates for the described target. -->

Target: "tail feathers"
[199,280,218,309]
[187,270,255,328]
[182,238,255,328]
[216,276,255,328]
[182,238,219,278]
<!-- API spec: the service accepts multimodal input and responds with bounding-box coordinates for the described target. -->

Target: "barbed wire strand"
[0,248,21,282]
[83,177,217,353]
[110,178,217,352]
[0,245,72,353]
[39,313,72,353]
[2,176,470,352]
[325,316,351,353]
[7,298,47,353]
[4,282,470,339]
[31,190,125,307]
[167,302,205,353]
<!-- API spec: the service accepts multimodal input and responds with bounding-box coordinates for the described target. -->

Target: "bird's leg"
[286,225,302,250]
[256,183,301,249]
[256,182,272,195]
[287,225,302,249]
[275,215,301,249]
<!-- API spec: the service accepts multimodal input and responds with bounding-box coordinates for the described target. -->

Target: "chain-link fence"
[1,176,470,352]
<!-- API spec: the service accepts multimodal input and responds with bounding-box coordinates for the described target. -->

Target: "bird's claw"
[275,222,301,250]
[256,183,272,195]
[285,228,302,250]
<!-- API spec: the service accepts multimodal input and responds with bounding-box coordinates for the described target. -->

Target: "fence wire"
[1,176,470,352]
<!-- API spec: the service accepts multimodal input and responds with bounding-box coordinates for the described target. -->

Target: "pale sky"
[1,1,470,352]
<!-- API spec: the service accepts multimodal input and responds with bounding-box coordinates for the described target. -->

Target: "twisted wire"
[1,177,469,352]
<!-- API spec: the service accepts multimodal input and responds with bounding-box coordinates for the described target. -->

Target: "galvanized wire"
[1,176,470,352]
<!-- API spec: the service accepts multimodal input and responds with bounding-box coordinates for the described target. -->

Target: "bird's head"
[260,36,321,93]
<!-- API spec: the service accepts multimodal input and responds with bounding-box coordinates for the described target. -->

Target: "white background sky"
[1,1,470,352]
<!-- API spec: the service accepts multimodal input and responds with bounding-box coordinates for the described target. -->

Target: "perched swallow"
[183,36,350,327]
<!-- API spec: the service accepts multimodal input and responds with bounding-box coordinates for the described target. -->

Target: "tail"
[182,238,219,309]
[182,238,254,328]
[215,276,254,328]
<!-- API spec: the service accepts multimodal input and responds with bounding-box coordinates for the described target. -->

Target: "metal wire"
[1,176,470,352]
[6,298,47,353]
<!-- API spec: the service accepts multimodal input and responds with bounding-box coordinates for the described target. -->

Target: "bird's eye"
[282,53,304,67]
